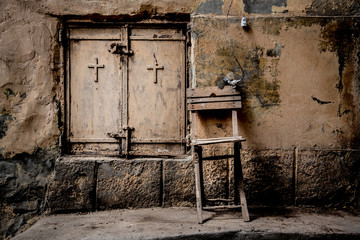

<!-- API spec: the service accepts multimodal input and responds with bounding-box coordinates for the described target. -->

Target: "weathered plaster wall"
[0,1,61,239]
[0,1,59,158]
[1,0,360,238]
[193,16,360,150]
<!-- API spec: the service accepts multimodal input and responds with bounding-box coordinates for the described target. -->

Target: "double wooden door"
[66,26,186,156]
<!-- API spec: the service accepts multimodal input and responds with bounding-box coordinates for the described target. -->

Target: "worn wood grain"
[232,110,239,136]
[187,96,241,104]
[193,146,204,224]
[234,142,250,222]
[69,28,123,40]
[187,86,239,98]
[130,36,185,41]
[203,205,243,210]
[128,32,186,155]
[191,136,245,146]
[68,27,186,156]
[187,86,249,223]
[69,38,122,145]
[206,198,235,202]
[189,101,242,111]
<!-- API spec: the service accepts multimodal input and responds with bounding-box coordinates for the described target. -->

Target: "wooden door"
[67,28,125,155]
[127,28,186,156]
[67,26,186,156]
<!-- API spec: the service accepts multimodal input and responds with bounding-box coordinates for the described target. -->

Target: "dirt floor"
[12,207,360,240]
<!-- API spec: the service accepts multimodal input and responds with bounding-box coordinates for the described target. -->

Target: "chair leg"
[193,146,203,224]
[234,142,250,222]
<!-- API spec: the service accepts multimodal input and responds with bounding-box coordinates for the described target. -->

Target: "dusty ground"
[12,207,360,240]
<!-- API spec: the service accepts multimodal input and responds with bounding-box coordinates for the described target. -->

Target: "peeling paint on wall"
[311,96,334,105]
[0,113,13,139]
[242,46,281,109]
[192,16,360,150]
[320,20,359,95]
[306,0,360,16]
[318,19,360,147]
[193,17,282,112]
[3,88,16,100]
[243,0,287,14]
[196,0,224,15]
[267,42,284,57]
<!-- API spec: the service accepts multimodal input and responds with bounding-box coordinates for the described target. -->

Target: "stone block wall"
[0,149,59,239]
[47,158,96,212]
[242,149,360,208]
[97,160,163,209]
[163,159,196,207]
[46,157,196,212]
[46,151,359,212]
[296,150,360,207]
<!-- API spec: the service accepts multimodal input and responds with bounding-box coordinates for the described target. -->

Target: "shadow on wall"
[242,152,293,206]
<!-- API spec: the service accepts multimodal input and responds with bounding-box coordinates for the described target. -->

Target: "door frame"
[62,20,191,157]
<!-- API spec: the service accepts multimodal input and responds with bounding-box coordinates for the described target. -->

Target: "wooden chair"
[187,86,250,223]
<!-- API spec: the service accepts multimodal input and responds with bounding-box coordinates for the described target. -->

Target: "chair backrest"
[187,86,241,111]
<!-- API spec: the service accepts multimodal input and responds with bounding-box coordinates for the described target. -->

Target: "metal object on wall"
[241,17,247,27]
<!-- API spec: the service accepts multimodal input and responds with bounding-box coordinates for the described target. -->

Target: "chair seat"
[191,136,246,146]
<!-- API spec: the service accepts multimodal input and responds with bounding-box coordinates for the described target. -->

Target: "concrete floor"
[12,207,360,240]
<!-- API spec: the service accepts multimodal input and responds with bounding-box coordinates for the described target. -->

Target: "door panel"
[128,29,186,156]
[68,30,123,154]
[67,26,186,156]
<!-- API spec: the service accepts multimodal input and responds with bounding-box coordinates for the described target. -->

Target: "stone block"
[202,159,229,200]
[241,149,293,206]
[194,143,232,201]
[1,149,57,239]
[297,150,360,207]
[97,159,161,209]
[47,157,96,212]
[163,158,195,207]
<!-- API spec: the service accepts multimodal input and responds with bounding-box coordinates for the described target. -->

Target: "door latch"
[107,126,134,157]
[109,43,134,56]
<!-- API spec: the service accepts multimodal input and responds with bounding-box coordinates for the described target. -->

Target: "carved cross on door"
[147,54,164,83]
[88,58,105,82]
[147,64,164,83]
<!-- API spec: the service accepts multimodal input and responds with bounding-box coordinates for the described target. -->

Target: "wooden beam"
[232,110,239,137]
[203,205,242,210]
[189,101,242,111]
[191,136,245,146]
[187,96,241,104]
[206,198,235,202]
[130,36,185,41]
[234,142,250,222]
[193,146,204,224]
[187,86,239,98]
